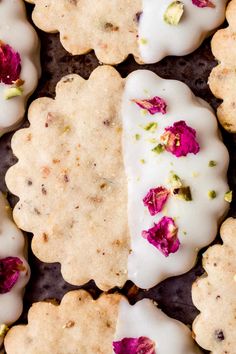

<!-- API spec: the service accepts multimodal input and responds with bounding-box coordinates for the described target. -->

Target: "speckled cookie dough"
[4,290,202,354]
[209,0,236,132]
[6,66,229,291]
[0,192,30,348]
[192,217,236,354]
[26,0,227,64]
[0,0,40,136]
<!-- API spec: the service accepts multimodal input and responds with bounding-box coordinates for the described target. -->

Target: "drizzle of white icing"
[122,70,229,289]
[0,193,30,346]
[0,0,40,136]
[115,298,203,353]
[139,0,227,63]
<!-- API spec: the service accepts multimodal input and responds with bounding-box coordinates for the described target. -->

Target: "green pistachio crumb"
[224,191,232,203]
[135,133,141,141]
[140,38,148,45]
[168,171,182,188]
[148,138,157,144]
[140,159,146,164]
[209,160,217,167]
[173,186,192,201]
[4,86,23,100]
[144,122,158,132]
[0,324,9,337]
[163,1,184,25]
[183,231,187,236]
[152,144,165,154]
[208,190,217,199]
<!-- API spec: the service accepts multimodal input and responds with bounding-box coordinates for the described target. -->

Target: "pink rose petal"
[0,257,24,294]
[143,187,169,216]
[113,336,156,354]
[161,120,200,157]
[142,217,180,257]
[132,96,167,115]
[0,42,21,85]
[192,0,215,8]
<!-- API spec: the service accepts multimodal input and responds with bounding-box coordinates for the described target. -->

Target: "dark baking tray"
[0,4,235,353]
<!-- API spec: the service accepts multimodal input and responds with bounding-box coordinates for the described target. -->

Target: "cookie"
[0,192,30,348]
[4,290,202,354]
[0,0,40,137]
[6,66,229,291]
[26,0,227,64]
[209,0,236,132]
[192,217,236,353]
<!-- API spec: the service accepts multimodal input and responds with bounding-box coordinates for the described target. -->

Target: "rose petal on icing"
[192,0,215,8]
[0,43,21,85]
[161,120,200,157]
[132,96,167,115]
[142,217,180,257]
[143,187,169,216]
[113,336,156,354]
[0,257,24,294]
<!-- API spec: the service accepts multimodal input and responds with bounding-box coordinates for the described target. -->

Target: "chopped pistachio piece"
[140,159,146,164]
[4,86,23,100]
[164,1,184,25]
[208,190,217,199]
[168,171,182,188]
[140,38,148,45]
[144,122,158,132]
[209,160,217,167]
[135,133,141,141]
[0,324,9,337]
[173,186,192,201]
[224,191,232,203]
[152,144,165,154]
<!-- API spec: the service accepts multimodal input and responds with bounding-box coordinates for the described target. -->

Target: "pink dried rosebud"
[143,186,169,216]
[0,42,21,85]
[113,336,156,354]
[142,217,180,257]
[132,96,167,115]
[0,257,24,294]
[161,120,200,157]
[192,0,215,8]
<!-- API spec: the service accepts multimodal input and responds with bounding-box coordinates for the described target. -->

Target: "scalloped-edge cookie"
[0,192,30,348]
[209,0,236,132]
[4,290,203,354]
[6,66,229,291]
[25,0,227,64]
[192,217,236,353]
[0,0,40,137]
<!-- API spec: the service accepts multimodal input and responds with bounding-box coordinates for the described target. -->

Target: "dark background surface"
[0,3,236,353]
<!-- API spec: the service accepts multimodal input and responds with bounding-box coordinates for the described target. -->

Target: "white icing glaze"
[139,0,227,63]
[122,70,229,289]
[0,0,40,136]
[115,298,202,354]
[0,193,30,346]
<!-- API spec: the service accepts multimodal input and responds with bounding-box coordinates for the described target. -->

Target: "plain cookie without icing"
[209,0,236,132]
[4,290,203,354]
[192,217,236,354]
[25,0,227,64]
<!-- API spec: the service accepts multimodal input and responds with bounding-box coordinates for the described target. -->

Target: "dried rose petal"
[0,43,21,85]
[161,120,200,157]
[143,187,169,216]
[113,336,156,354]
[142,217,180,257]
[132,96,167,115]
[0,257,24,294]
[192,0,215,8]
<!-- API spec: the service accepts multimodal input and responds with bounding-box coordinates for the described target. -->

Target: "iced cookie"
[192,217,236,353]
[0,192,30,348]
[6,66,229,291]
[0,0,40,136]
[4,290,202,354]
[209,0,236,132]
[25,0,227,64]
